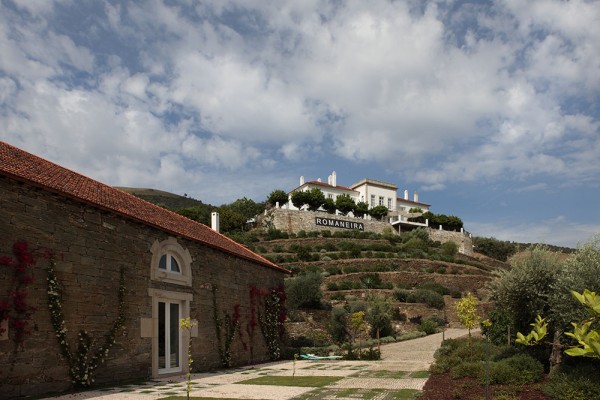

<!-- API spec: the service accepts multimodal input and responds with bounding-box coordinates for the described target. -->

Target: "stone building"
[0,141,288,399]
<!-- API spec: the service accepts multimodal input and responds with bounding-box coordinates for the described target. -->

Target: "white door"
[158,300,182,374]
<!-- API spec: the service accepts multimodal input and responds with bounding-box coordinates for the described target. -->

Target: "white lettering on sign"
[315,217,365,230]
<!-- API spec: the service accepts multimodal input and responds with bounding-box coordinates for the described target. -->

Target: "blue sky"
[1,0,599,248]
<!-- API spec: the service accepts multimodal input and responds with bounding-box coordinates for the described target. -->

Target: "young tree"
[366,295,393,351]
[322,198,336,214]
[329,307,349,345]
[291,190,310,210]
[354,201,369,218]
[456,292,480,356]
[368,205,389,221]
[306,188,325,211]
[267,190,288,207]
[335,194,356,216]
[349,311,367,351]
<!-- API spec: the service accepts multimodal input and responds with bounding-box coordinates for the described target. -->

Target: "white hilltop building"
[265,171,473,255]
[285,171,432,232]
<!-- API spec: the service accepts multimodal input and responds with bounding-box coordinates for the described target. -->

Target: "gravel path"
[45,329,472,400]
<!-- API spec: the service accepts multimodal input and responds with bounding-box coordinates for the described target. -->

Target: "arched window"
[150,237,192,286]
[159,253,180,273]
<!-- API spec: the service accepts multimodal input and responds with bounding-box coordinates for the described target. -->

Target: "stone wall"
[0,176,285,399]
[265,208,395,236]
[427,228,474,256]
[263,209,473,256]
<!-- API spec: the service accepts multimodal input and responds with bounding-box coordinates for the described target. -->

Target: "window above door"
[150,237,192,286]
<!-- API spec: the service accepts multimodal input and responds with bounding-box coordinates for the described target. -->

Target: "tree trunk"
[549,330,563,373]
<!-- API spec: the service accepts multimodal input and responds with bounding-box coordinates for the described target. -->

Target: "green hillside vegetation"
[115,187,206,210]
[116,187,265,232]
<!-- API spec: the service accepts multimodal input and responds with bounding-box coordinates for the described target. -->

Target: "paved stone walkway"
[46,329,471,400]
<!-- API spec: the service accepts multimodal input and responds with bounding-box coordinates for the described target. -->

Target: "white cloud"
[1,0,599,211]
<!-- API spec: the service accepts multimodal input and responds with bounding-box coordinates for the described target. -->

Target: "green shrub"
[416,282,451,295]
[418,319,439,335]
[450,361,483,379]
[344,266,358,273]
[544,362,600,400]
[326,266,341,275]
[394,289,410,302]
[327,282,339,291]
[488,353,543,384]
[285,272,323,309]
[407,289,445,309]
[330,292,345,301]
[441,240,459,256]
[338,281,353,291]
[391,308,407,321]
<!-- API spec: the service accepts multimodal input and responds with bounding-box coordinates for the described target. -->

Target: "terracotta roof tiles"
[0,141,287,273]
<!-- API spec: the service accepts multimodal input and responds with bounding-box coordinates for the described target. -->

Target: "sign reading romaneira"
[315,217,365,231]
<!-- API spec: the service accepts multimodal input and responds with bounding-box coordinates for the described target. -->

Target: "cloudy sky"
[1,0,599,247]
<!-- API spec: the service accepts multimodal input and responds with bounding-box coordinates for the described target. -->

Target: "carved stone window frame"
[150,237,192,286]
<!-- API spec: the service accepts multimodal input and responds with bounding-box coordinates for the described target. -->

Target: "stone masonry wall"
[427,228,474,256]
[266,208,395,236]
[264,209,473,255]
[0,176,285,399]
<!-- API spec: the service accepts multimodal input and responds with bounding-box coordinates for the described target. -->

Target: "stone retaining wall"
[427,228,474,256]
[265,208,394,236]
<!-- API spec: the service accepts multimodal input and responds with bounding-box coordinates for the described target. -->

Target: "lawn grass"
[235,375,343,387]
[390,389,421,399]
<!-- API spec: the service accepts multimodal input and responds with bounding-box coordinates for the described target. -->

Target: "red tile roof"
[0,141,288,273]
[290,180,358,193]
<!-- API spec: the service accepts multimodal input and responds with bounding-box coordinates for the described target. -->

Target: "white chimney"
[414,191,419,203]
[404,190,408,200]
[211,211,220,233]
[317,178,321,182]
[327,175,332,185]
[332,171,337,187]
[300,176,305,185]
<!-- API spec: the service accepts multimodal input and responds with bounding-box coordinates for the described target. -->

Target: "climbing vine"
[0,241,36,348]
[257,285,286,360]
[211,286,241,368]
[245,286,261,364]
[46,254,126,387]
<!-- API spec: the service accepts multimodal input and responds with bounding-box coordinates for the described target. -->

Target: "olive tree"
[291,190,310,210]
[306,188,325,211]
[487,245,563,333]
[354,201,369,218]
[368,205,389,221]
[267,190,288,207]
[335,194,356,216]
